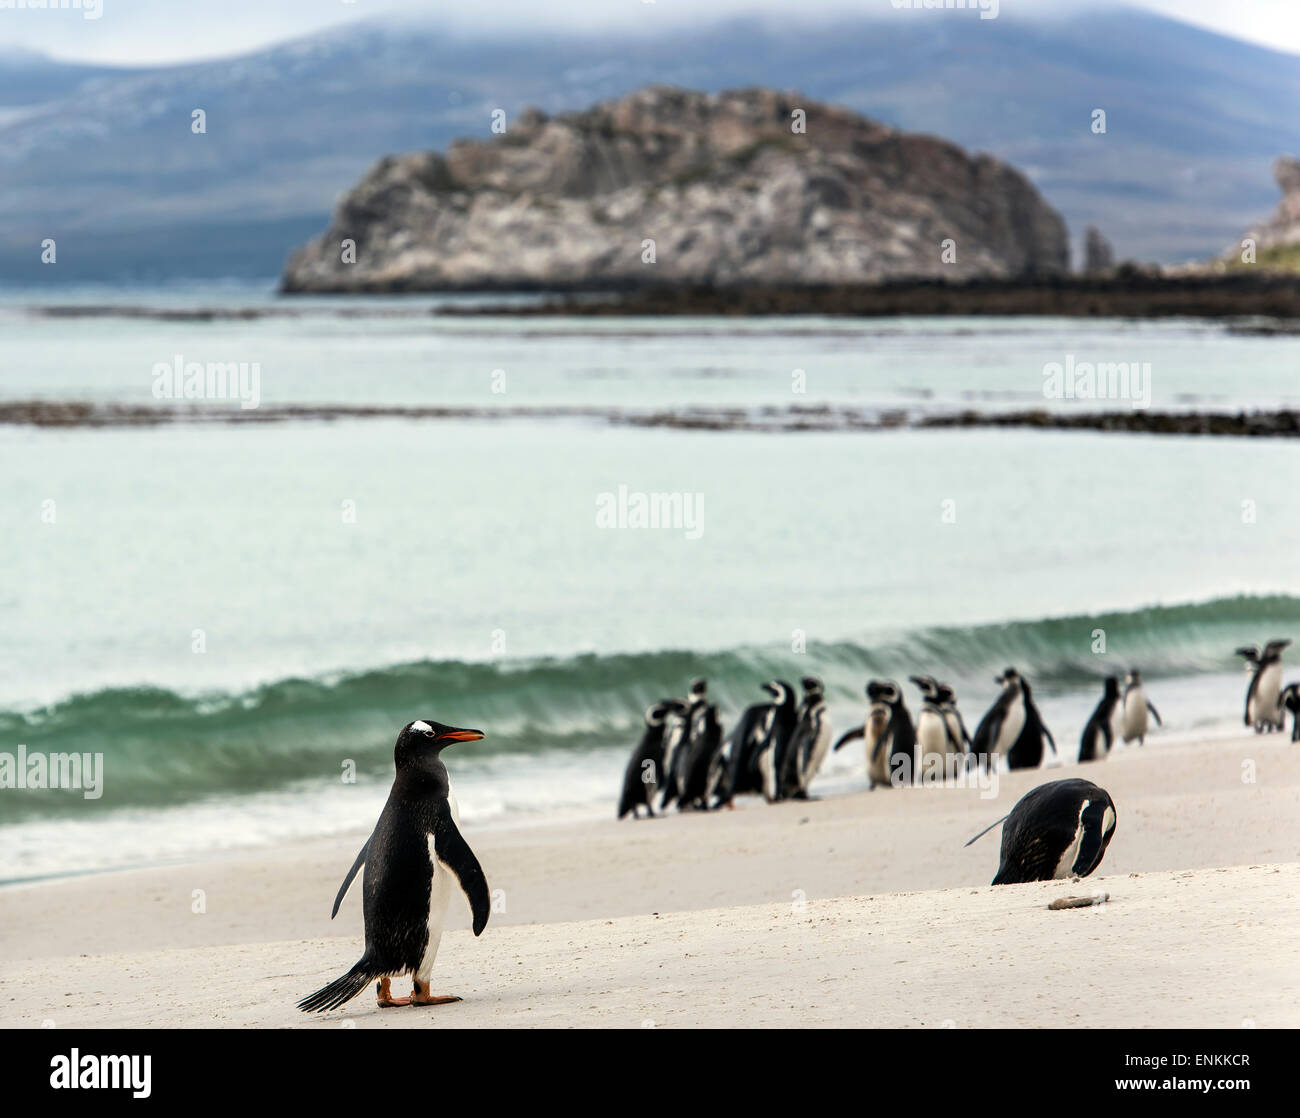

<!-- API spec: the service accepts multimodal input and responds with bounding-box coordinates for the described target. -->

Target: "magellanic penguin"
[714,681,781,808]
[910,675,965,775]
[832,679,915,789]
[1281,682,1300,743]
[1242,639,1291,732]
[618,700,687,819]
[1078,676,1121,762]
[750,679,798,803]
[658,680,702,809]
[971,668,1027,770]
[1119,668,1161,746]
[677,697,725,810]
[779,676,833,800]
[299,719,491,1013]
[934,681,972,757]
[966,778,1117,885]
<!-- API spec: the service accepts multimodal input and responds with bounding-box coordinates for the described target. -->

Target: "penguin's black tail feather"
[298,959,380,1013]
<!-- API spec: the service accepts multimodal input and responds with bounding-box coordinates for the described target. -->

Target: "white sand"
[2,732,1298,1027]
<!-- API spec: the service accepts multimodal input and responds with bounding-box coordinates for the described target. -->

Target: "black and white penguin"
[1078,676,1121,762]
[910,675,965,775]
[1281,682,1300,743]
[1243,639,1291,732]
[934,681,972,756]
[660,678,707,808]
[833,679,915,788]
[1119,668,1161,746]
[677,697,725,810]
[971,668,1026,769]
[779,676,833,800]
[966,778,1117,885]
[749,679,798,802]
[299,719,491,1012]
[618,700,687,819]
[713,682,780,808]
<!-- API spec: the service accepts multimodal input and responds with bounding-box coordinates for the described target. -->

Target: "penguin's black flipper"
[832,726,864,752]
[1147,701,1162,726]
[433,802,491,936]
[330,838,369,919]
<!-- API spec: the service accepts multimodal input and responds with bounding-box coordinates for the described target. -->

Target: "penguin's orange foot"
[410,980,462,1006]
[376,977,411,1008]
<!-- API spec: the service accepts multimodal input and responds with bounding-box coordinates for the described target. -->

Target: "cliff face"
[281,86,1069,293]
[1235,157,1300,264]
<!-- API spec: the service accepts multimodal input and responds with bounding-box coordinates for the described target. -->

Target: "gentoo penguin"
[934,681,972,756]
[618,700,687,819]
[910,675,963,775]
[1281,682,1300,742]
[749,679,798,802]
[832,679,915,788]
[1078,676,1121,762]
[677,697,725,810]
[1119,668,1161,746]
[299,719,490,1012]
[966,778,1117,885]
[659,678,706,808]
[1243,639,1291,732]
[779,675,833,800]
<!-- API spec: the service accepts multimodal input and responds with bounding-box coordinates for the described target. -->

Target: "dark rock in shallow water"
[281,85,1069,293]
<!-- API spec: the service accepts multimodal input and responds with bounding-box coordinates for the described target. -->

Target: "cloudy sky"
[6,0,1299,65]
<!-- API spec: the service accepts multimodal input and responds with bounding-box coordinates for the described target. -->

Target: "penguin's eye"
[422,729,436,738]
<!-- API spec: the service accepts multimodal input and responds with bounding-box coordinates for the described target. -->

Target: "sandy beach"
[3,731,1298,1028]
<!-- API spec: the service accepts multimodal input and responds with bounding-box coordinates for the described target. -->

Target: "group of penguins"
[618,637,1300,820]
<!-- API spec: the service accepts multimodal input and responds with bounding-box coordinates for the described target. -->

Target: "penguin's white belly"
[804,717,833,786]
[865,707,891,784]
[417,787,459,982]
[995,700,1025,754]
[1121,692,1147,740]
[1256,663,1284,723]
[916,711,948,764]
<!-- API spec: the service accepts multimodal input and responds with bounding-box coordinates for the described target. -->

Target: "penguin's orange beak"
[437,728,484,743]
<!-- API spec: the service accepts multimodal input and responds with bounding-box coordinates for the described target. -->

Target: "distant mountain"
[3,8,1298,283]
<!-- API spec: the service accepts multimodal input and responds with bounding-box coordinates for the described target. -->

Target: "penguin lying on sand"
[966,778,1117,885]
[299,719,491,1012]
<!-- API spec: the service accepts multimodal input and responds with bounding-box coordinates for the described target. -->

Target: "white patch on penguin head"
[410,720,433,735]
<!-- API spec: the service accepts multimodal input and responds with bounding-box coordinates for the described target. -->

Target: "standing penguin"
[934,681,972,757]
[714,681,779,808]
[910,675,960,776]
[660,678,707,808]
[833,679,915,789]
[1078,676,1121,762]
[618,700,687,819]
[750,680,798,802]
[677,698,725,811]
[1005,672,1058,770]
[1280,682,1300,743]
[966,778,1117,885]
[779,676,833,800]
[299,719,491,1012]
[1243,639,1291,732]
[971,669,1027,770]
[1119,669,1162,746]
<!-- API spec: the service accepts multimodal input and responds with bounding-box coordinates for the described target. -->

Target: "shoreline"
[2,731,1298,1026]
[2,399,1297,438]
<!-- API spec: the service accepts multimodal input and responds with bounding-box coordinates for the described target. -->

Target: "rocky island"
[281,86,1069,293]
